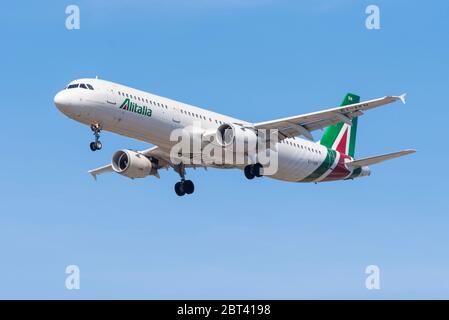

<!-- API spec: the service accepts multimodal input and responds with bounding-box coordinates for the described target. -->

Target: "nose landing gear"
[90,124,102,151]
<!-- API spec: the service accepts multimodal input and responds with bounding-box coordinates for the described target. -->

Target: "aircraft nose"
[54,90,71,111]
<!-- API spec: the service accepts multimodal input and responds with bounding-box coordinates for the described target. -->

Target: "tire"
[254,163,263,177]
[174,182,185,196]
[90,142,97,151]
[95,141,102,150]
[244,165,255,180]
[183,180,195,194]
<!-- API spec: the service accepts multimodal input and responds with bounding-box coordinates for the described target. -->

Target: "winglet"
[88,170,98,181]
[87,164,114,181]
[398,93,407,104]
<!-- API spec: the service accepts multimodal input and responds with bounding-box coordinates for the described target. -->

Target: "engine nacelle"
[215,123,258,151]
[112,149,154,179]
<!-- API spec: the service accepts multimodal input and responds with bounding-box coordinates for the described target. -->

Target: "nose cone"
[54,90,71,112]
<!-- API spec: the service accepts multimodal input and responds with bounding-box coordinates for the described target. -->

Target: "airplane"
[53,78,415,196]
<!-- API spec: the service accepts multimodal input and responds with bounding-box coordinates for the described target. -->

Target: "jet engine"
[215,123,258,151]
[112,149,155,179]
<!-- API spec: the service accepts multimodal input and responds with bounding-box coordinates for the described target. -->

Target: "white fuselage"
[54,78,355,183]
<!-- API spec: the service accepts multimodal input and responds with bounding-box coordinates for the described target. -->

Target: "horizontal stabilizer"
[347,149,416,168]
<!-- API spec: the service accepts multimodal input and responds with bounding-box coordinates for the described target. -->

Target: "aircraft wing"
[88,164,114,180]
[88,146,171,180]
[253,94,406,140]
[88,145,211,180]
[347,149,416,168]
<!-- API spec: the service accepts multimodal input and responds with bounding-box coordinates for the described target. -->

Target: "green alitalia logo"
[119,98,152,117]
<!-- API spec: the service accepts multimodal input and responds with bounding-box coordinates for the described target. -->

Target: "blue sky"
[0,0,448,299]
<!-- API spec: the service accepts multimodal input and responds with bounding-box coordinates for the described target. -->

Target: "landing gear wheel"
[173,163,195,196]
[90,124,102,152]
[183,180,195,194]
[244,165,255,180]
[174,182,185,196]
[253,163,263,177]
[244,163,263,179]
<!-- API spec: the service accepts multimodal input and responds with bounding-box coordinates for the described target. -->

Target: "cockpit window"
[80,84,87,89]
[67,84,79,89]
[86,84,94,90]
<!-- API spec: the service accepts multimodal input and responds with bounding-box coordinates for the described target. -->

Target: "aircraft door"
[101,86,124,128]
[172,106,181,124]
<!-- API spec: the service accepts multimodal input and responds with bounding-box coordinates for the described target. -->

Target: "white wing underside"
[88,146,211,180]
[88,146,170,180]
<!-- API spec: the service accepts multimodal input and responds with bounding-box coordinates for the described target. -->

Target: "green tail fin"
[319,93,360,158]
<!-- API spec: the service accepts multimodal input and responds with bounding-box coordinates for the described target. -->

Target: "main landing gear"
[174,164,195,196]
[89,124,102,151]
[244,163,263,180]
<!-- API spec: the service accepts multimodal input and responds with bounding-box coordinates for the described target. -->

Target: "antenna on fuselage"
[95,75,98,79]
